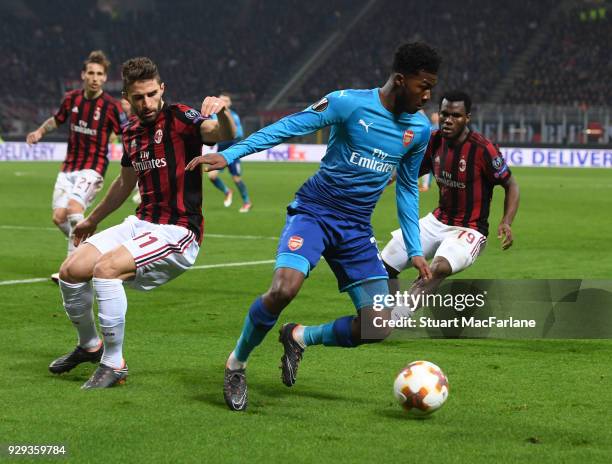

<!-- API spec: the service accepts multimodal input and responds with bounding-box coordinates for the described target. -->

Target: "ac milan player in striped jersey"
[26,51,126,281]
[49,57,236,389]
[381,91,520,311]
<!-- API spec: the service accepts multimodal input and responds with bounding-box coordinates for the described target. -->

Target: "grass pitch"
[0,162,611,463]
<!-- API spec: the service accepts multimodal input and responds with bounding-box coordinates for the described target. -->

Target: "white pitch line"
[0,225,278,240]
[0,225,57,231]
[0,259,276,287]
[0,278,49,286]
[191,259,275,270]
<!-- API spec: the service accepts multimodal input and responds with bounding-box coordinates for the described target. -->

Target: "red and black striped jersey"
[121,103,208,243]
[420,130,511,236]
[54,89,125,176]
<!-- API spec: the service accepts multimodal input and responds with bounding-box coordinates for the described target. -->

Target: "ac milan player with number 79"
[381,90,520,311]
[48,57,236,389]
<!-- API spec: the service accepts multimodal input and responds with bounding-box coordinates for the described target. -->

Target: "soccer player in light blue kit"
[187,43,440,411]
[207,92,253,212]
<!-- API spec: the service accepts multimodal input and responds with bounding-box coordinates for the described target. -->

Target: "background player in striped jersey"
[26,51,126,282]
[48,57,236,389]
[381,90,520,311]
[206,92,253,212]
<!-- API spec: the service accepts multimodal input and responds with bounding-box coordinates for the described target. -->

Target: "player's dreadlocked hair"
[392,42,441,76]
[440,90,472,113]
[83,50,110,73]
[121,57,161,92]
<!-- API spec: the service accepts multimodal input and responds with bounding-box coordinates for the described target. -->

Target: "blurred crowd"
[506,5,611,107]
[294,0,557,105]
[1,0,610,136]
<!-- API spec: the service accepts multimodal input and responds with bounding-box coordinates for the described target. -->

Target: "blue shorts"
[275,202,388,292]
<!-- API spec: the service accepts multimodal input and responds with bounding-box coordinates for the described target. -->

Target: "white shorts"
[381,213,486,274]
[86,216,199,291]
[52,169,104,210]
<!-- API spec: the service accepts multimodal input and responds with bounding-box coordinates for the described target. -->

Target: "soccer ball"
[393,360,449,416]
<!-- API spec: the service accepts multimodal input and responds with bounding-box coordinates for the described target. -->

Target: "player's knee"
[59,256,91,283]
[93,254,121,279]
[265,281,299,307]
[207,171,218,180]
[52,209,67,226]
[66,200,85,216]
[431,257,452,278]
[232,175,242,183]
[384,261,399,279]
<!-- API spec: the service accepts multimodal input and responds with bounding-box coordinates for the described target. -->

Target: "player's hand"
[72,218,98,247]
[497,222,513,250]
[411,255,432,281]
[185,153,228,172]
[200,96,227,117]
[26,129,43,145]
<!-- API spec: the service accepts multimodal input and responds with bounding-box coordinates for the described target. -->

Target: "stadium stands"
[0,0,610,137]
[293,0,559,105]
[505,5,611,106]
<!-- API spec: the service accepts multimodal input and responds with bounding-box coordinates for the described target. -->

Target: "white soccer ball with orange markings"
[393,360,449,416]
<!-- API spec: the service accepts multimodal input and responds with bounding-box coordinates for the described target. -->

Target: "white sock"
[94,278,127,369]
[226,351,247,370]
[67,213,84,256]
[59,279,100,350]
[57,220,70,237]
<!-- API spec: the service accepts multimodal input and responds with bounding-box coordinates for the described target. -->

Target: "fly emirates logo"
[349,148,394,173]
[71,120,97,136]
[131,150,167,172]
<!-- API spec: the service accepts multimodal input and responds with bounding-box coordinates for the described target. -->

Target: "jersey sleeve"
[418,138,434,177]
[172,104,209,144]
[482,142,511,184]
[53,93,71,125]
[120,135,132,167]
[110,100,127,134]
[221,90,355,164]
[396,127,430,258]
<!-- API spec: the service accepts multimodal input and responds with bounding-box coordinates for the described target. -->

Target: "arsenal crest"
[402,129,414,146]
[288,235,304,251]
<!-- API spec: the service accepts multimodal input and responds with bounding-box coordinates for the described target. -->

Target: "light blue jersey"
[221,89,431,257]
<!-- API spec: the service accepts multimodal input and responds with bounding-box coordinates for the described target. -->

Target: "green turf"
[0,162,611,463]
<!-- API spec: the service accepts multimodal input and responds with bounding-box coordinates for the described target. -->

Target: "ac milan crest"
[154,129,163,144]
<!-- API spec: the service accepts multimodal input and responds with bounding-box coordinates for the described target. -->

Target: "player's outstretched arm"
[498,176,520,250]
[187,91,351,172]
[73,167,138,245]
[26,117,58,145]
[199,96,237,144]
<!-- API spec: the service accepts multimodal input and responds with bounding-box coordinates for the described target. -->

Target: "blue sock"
[234,297,278,362]
[235,180,250,203]
[303,316,355,347]
[211,177,229,194]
